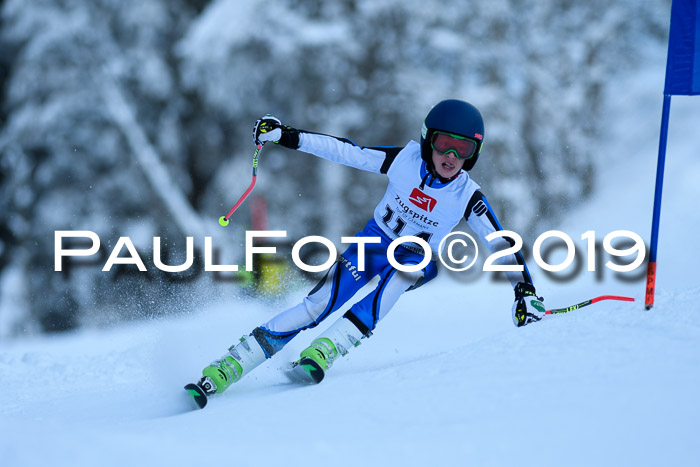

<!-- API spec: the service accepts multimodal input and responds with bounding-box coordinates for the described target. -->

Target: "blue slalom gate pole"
[645,94,672,310]
[646,0,700,308]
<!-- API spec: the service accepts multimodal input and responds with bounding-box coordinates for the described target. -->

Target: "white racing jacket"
[295,131,533,287]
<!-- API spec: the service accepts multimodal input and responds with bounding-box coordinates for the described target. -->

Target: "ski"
[184,382,208,409]
[184,376,217,409]
[545,295,635,315]
[284,357,325,385]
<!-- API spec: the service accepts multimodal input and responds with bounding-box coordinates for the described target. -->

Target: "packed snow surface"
[2,61,699,467]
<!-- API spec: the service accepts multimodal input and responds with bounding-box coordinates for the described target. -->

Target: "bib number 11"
[381,205,433,243]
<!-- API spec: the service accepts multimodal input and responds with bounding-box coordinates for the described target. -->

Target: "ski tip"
[286,357,325,385]
[301,357,325,384]
[184,383,208,409]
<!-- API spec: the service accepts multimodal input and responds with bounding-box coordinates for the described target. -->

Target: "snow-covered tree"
[0,0,215,333]
[178,0,668,236]
[0,0,669,335]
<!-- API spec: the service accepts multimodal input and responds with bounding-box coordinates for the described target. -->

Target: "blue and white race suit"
[252,132,532,356]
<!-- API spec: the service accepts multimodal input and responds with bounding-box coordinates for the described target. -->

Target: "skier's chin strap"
[420,162,459,190]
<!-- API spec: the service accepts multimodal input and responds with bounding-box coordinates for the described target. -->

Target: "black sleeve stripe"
[464,190,485,221]
[374,147,402,174]
[481,207,532,284]
[465,191,533,285]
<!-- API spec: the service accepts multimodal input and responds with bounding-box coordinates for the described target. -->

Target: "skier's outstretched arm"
[464,190,545,327]
[253,115,402,174]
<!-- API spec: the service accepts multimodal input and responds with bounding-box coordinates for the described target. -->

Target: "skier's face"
[432,148,465,179]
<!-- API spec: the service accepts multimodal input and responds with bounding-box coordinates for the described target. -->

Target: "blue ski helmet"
[421,99,484,172]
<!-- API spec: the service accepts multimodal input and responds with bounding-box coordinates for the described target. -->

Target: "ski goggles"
[430,131,478,159]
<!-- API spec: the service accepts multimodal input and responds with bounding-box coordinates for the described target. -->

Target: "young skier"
[192,99,545,399]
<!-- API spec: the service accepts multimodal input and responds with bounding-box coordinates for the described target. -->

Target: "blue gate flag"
[664,0,700,95]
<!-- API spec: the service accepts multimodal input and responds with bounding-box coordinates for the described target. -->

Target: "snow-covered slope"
[2,290,698,467]
[2,61,699,467]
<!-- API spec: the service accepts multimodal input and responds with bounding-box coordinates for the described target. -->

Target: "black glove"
[252,115,300,149]
[512,282,545,327]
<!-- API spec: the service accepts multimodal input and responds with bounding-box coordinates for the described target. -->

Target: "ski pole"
[545,295,634,315]
[219,143,263,227]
